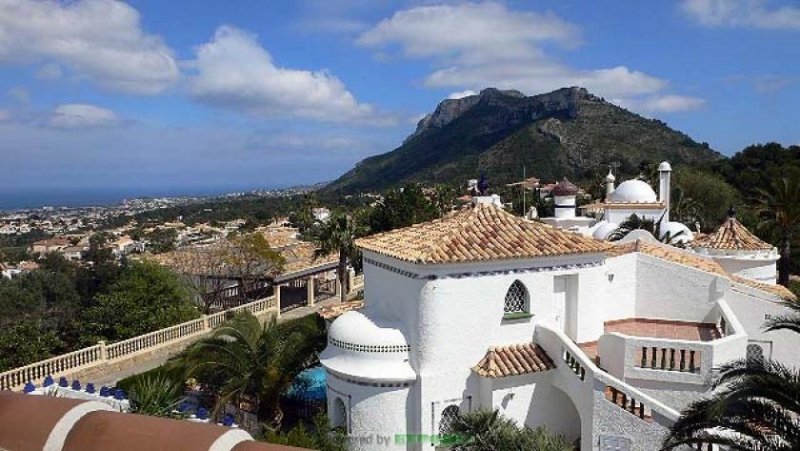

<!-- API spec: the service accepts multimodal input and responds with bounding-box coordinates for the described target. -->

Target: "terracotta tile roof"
[473,343,555,378]
[692,217,773,251]
[607,240,728,276]
[730,275,797,301]
[551,178,580,196]
[356,203,610,264]
[318,300,364,320]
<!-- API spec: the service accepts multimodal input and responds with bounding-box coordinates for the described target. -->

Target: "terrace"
[579,300,748,390]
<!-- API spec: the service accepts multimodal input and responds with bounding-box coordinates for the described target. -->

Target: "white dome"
[328,311,408,348]
[658,161,672,172]
[607,180,658,203]
[321,311,416,382]
[659,221,694,244]
[592,221,619,240]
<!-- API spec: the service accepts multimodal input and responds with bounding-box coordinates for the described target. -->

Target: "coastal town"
[2,1,800,451]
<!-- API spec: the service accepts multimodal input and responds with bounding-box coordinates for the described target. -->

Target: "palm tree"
[315,210,367,302]
[128,373,187,418]
[173,312,326,428]
[607,213,686,245]
[662,300,800,450]
[447,409,573,451]
[756,176,800,286]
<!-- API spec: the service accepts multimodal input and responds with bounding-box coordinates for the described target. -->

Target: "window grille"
[504,280,528,314]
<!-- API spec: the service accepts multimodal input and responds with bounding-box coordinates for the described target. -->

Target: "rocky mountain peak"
[407,86,591,143]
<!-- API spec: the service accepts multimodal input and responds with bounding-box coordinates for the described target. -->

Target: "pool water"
[286,366,326,401]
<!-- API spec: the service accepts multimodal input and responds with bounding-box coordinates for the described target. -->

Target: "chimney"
[605,170,616,199]
[658,161,672,223]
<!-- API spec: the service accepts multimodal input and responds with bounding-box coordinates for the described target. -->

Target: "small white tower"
[658,161,672,223]
[605,170,616,199]
[552,178,579,219]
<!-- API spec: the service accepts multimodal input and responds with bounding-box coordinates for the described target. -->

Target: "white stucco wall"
[489,372,582,442]
[634,254,726,322]
[714,256,777,284]
[726,287,800,368]
[327,371,413,451]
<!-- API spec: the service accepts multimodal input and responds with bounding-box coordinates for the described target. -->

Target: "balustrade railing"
[638,346,701,373]
[0,295,278,391]
[562,348,586,380]
[604,385,652,422]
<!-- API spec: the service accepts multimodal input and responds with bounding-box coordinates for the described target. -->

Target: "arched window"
[332,397,347,431]
[504,280,529,315]
[747,344,764,361]
[439,405,460,437]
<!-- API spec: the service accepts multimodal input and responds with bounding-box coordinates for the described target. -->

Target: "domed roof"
[328,311,409,349]
[321,311,416,382]
[658,161,672,172]
[607,180,658,203]
[552,178,579,196]
[592,221,619,240]
[659,221,694,244]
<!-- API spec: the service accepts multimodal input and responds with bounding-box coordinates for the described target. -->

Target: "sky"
[0,0,799,195]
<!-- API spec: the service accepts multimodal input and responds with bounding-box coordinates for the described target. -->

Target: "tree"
[80,261,199,343]
[368,183,440,233]
[224,233,285,296]
[756,176,800,286]
[168,243,240,314]
[607,214,685,245]
[315,210,367,302]
[128,373,187,418]
[672,168,739,231]
[447,409,573,451]
[662,299,800,450]
[263,414,347,451]
[174,313,326,427]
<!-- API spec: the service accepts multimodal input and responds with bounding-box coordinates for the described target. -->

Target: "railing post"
[98,340,107,361]
[202,314,210,330]
[307,276,315,307]
[275,284,282,319]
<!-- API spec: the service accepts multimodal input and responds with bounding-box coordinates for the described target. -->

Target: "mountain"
[325,87,722,193]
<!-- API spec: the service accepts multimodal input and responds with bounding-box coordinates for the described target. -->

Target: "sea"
[0,186,262,211]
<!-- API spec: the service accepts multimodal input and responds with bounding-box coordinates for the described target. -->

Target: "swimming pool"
[285,366,326,401]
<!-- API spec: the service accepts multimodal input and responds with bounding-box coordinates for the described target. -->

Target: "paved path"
[96,295,345,386]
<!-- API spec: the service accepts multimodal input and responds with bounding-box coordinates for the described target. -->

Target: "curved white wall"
[326,371,412,451]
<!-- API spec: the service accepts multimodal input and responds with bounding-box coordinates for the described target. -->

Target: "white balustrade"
[0,295,278,391]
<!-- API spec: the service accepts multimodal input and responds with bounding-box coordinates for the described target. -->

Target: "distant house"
[1,260,39,279]
[62,246,87,261]
[30,237,70,255]
[110,235,135,257]
[312,207,331,223]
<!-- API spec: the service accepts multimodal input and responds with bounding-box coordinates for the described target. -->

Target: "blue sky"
[0,0,798,193]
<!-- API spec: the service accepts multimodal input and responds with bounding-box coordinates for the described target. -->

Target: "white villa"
[320,165,795,450]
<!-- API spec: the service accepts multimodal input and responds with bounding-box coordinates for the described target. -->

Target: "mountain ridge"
[326,87,722,193]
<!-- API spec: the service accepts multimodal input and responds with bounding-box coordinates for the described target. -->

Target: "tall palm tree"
[756,176,800,286]
[662,299,800,450]
[173,312,326,427]
[315,210,367,302]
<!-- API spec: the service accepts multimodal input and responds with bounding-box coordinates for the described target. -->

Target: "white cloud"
[357,2,682,103]
[0,0,178,94]
[681,0,800,30]
[754,75,794,93]
[637,95,707,113]
[188,26,390,125]
[50,104,118,128]
[447,90,477,99]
